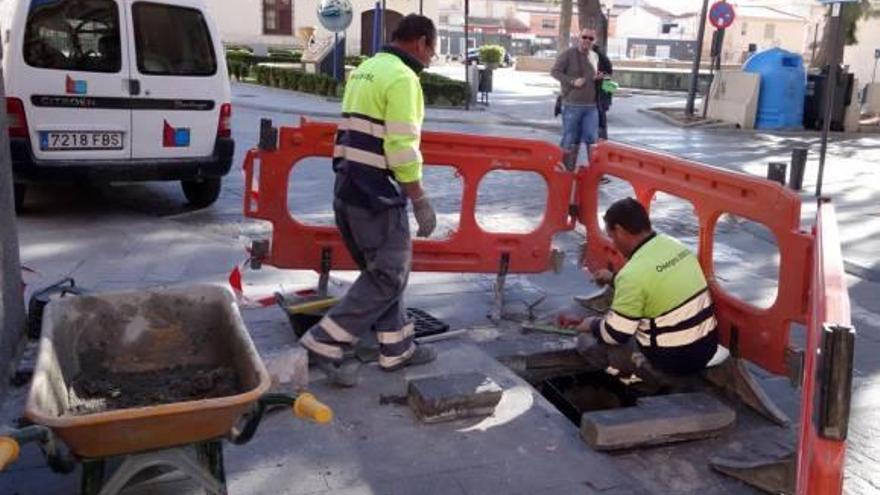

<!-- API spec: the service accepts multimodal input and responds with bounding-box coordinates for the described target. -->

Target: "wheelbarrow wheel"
[80,459,106,495]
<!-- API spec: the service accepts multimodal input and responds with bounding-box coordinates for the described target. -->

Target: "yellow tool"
[0,437,20,471]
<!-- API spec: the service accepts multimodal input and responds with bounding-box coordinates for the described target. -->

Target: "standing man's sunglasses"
[582,35,595,41]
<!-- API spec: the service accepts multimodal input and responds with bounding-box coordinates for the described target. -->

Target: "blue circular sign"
[709,1,736,30]
[317,0,354,33]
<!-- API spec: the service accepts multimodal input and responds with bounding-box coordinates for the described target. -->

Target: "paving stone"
[407,372,504,423]
[581,392,736,451]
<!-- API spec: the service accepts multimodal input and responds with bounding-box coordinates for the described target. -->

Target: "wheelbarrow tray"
[25,284,270,459]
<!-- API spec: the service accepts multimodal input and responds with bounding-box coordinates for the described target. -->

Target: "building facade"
[205,0,438,55]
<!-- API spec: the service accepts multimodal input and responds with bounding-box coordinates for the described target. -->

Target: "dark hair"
[604,198,652,234]
[391,14,436,46]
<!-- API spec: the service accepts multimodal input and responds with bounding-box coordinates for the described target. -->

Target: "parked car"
[1,0,234,211]
[464,48,515,67]
[534,49,559,59]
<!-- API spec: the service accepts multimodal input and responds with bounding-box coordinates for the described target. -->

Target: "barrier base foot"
[488,253,510,322]
[703,358,791,427]
[710,451,795,494]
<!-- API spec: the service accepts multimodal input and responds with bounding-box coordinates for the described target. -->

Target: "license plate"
[39,131,124,151]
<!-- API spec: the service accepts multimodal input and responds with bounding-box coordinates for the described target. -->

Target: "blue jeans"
[560,104,599,167]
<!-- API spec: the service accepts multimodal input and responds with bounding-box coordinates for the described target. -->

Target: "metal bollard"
[767,162,787,186]
[789,148,808,191]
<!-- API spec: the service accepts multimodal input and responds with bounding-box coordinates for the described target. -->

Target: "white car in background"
[1,0,234,210]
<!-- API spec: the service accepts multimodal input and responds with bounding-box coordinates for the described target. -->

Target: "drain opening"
[540,371,638,426]
[502,350,658,427]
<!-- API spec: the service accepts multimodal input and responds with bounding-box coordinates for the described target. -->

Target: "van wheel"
[13,183,26,212]
[181,177,222,208]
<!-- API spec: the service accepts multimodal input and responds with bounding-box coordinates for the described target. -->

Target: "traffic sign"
[708,1,736,30]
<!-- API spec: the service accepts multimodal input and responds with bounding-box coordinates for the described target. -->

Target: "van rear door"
[18,0,133,161]
[126,0,225,160]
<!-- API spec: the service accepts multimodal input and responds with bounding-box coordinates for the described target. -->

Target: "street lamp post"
[816,2,845,197]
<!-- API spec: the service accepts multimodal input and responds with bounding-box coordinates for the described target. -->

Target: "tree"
[558,0,573,52]
[577,0,606,36]
[0,57,26,400]
[812,0,879,68]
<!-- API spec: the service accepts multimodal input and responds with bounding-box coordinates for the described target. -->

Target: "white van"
[1,0,233,210]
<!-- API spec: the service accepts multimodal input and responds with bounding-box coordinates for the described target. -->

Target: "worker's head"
[578,28,597,53]
[603,198,654,258]
[391,14,437,67]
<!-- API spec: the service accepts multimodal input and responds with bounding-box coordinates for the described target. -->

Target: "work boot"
[381,346,437,372]
[311,354,361,388]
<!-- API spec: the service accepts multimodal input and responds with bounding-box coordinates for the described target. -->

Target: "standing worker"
[300,15,439,387]
[551,27,613,170]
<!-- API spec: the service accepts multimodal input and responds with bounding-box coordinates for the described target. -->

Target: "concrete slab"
[407,372,503,423]
[581,393,736,451]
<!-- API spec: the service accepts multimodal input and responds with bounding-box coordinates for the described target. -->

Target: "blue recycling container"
[743,48,806,130]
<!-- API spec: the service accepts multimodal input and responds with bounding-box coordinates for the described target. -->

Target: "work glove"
[411,195,436,238]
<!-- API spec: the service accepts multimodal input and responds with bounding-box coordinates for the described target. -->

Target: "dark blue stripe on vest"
[654,304,715,335]
[337,129,384,156]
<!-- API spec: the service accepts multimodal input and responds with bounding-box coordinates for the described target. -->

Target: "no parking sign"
[709,1,736,30]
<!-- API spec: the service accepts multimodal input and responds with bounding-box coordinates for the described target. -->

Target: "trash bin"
[743,48,806,130]
[803,66,854,131]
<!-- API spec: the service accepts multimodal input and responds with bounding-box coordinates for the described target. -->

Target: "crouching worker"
[576,198,723,387]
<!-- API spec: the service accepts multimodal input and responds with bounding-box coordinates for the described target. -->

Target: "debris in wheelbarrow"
[68,364,240,415]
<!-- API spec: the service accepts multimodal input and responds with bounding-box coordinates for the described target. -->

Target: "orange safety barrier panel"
[243,119,575,274]
[796,201,852,495]
[578,141,813,375]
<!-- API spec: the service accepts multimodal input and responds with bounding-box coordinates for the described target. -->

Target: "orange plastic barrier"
[578,141,813,375]
[796,201,851,495]
[243,118,575,274]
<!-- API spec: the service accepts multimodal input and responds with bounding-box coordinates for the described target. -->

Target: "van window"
[133,2,216,76]
[23,0,121,73]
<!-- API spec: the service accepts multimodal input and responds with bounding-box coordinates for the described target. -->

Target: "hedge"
[420,72,470,107]
[344,55,368,67]
[252,65,342,98]
[225,49,302,81]
[246,61,470,107]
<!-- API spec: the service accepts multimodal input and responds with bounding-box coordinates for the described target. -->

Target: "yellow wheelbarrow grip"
[293,393,333,424]
[0,437,20,471]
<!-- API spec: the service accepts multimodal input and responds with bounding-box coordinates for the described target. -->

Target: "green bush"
[344,55,368,67]
[420,72,470,107]
[479,45,505,65]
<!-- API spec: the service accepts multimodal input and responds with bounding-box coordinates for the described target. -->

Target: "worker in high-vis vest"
[299,15,438,387]
[577,198,722,378]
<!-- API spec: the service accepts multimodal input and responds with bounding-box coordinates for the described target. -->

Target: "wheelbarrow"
[0,284,332,495]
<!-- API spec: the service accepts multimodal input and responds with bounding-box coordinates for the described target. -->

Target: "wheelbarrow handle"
[229,393,333,445]
[293,393,333,424]
[0,437,20,471]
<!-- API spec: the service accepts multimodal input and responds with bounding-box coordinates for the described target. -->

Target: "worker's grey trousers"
[300,199,416,369]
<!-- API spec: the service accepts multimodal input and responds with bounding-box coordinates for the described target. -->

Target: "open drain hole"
[539,372,638,426]
[501,350,656,427]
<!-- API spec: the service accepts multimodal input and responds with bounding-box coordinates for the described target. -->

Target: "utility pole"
[465,0,470,111]
[686,0,711,116]
[0,40,27,399]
